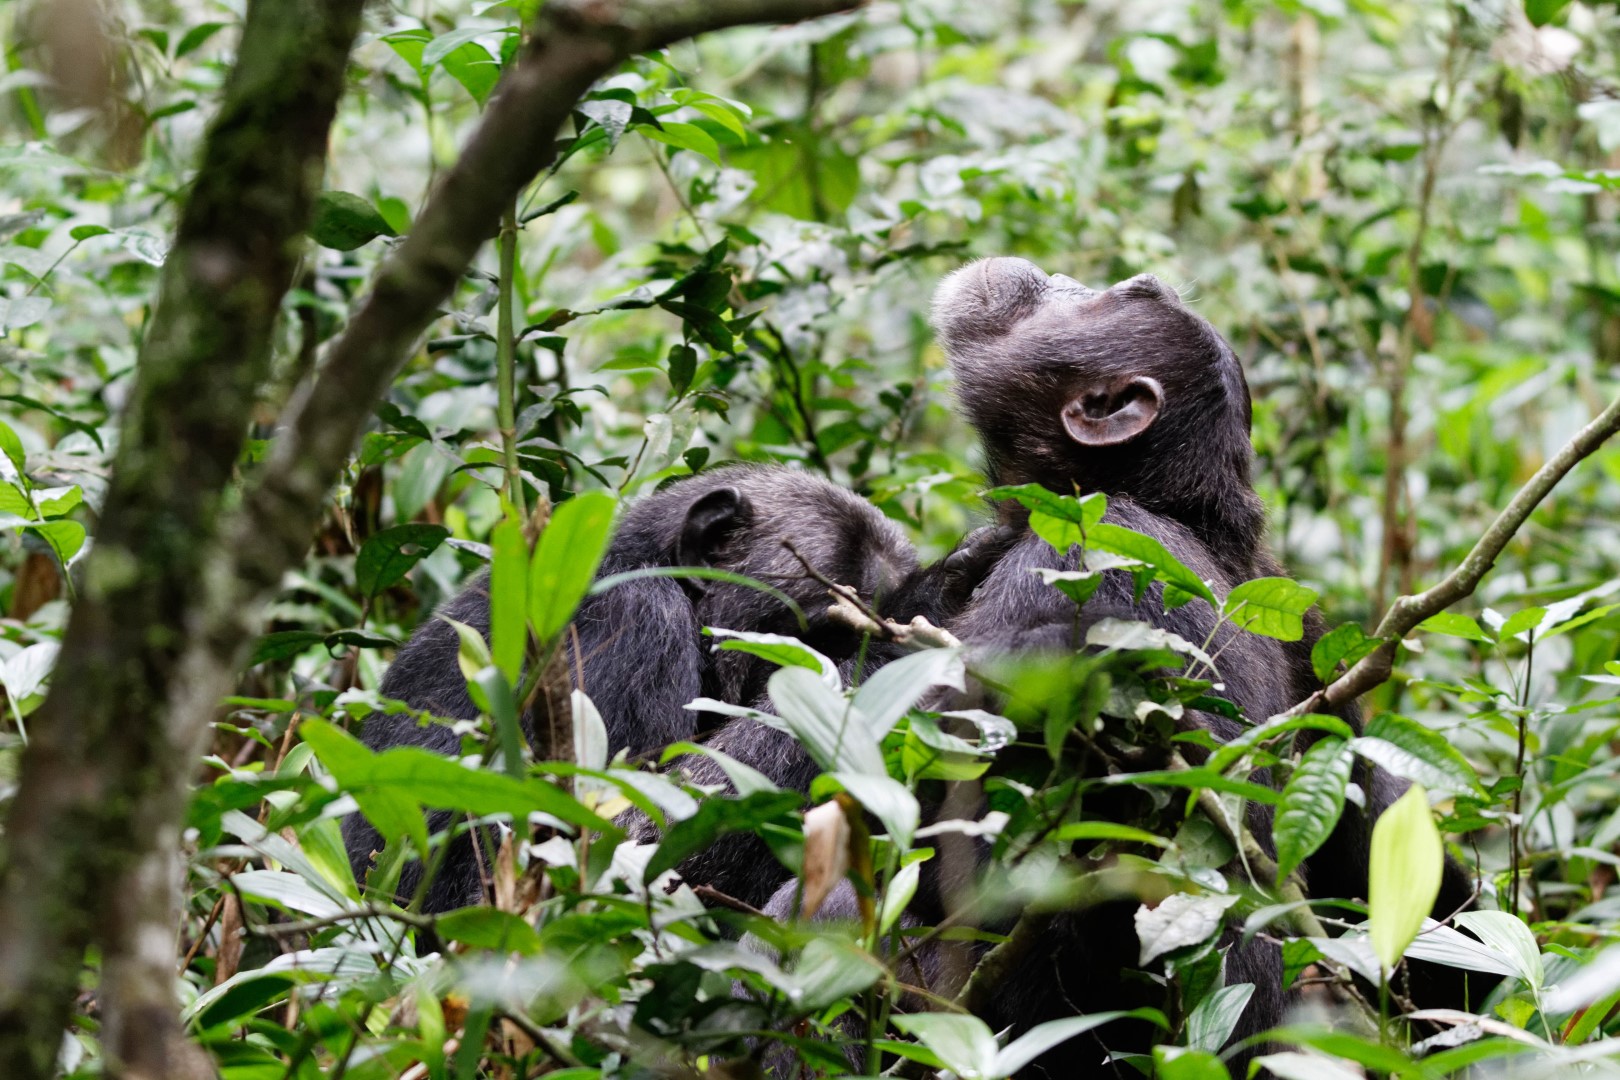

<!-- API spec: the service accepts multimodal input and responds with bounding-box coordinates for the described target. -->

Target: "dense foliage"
[4,0,1620,1075]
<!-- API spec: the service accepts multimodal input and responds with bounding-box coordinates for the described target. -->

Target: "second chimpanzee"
[345,465,944,912]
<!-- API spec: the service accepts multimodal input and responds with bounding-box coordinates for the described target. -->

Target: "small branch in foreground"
[781,538,963,649]
[1293,391,1620,716]
[245,904,436,938]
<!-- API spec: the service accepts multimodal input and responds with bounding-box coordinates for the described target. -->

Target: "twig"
[246,904,436,938]
[1290,390,1620,717]
[693,884,769,918]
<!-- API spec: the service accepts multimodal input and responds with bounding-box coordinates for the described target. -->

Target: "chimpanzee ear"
[1061,375,1164,447]
[677,486,752,568]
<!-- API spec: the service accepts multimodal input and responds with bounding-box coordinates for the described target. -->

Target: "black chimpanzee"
[344,465,943,912]
[689,259,1482,1072]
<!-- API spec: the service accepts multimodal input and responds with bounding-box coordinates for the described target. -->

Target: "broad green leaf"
[1369,784,1442,972]
[890,1013,997,1079]
[355,524,449,599]
[529,491,616,643]
[1026,492,1108,552]
[1526,0,1573,26]
[308,190,398,251]
[471,667,525,777]
[1137,892,1239,965]
[1453,910,1544,991]
[1500,605,1548,641]
[1205,713,1355,775]
[231,869,347,919]
[830,770,918,847]
[175,21,227,57]
[995,1011,1167,1077]
[1033,567,1104,606]
[1274,737,1355,880]
[28,520,84,566]
[438,42,500,106]
[1087,522,1216,606]
[1417,611,1493,642]
[786,937,885,1011]
[709,628,837,679]
[1155,1047,1231,1080]
[489,515,528,684]
[1351,713,1480,794]
[642,789,801,883]
[0,420,26,478]
[1311,621,1380,683]
[1222,577,1319,642]
[69,223,111,241]
[850,645,965,739]
[640,121,722,165]
[879,862,920,933]
[1184,983,1254,1054]
[768,665,884,776]
[435,907,542,955]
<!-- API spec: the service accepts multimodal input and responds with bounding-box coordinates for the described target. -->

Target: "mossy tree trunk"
[0,3,366,1076]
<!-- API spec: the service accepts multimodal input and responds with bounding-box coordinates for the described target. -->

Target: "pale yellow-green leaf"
[1369,784,1443,973]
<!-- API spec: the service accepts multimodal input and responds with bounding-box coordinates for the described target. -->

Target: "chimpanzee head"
[932,257,1264,557]
[617,465,918,703]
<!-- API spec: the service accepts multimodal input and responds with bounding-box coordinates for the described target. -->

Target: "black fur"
[931,258,1482,1068]
[342,465,920,912]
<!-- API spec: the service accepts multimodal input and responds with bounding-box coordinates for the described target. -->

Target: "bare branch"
[1294,391,1620,716]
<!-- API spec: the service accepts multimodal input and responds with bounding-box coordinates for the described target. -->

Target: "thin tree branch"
[1294,391,1620,717]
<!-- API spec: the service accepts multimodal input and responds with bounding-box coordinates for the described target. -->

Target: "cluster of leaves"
[5,0,1620,1077]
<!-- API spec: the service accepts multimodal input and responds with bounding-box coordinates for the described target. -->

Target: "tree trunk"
[0,3,366,1075]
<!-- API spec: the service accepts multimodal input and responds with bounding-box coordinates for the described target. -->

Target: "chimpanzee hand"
[936,524,1022,607]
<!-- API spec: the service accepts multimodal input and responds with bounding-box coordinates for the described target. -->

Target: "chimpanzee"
[688,260,1481,1071]
[344,465,941,912]
[933,257,1484,1056]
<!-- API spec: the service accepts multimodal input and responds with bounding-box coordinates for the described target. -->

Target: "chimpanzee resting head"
[932,257,1264,560]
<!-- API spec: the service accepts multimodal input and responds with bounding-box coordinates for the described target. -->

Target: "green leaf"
[890,1013,996,1079]
[69,224,111,241]
[439,42,500,106]
[1500,605,1548,641]
[640,121,722,165]
[1184,982,1254,1054]
[355,524,449,599]
[1417,611,1493,642]
[1311,622,1380,683]
[995,1011,1165,1077]
[830,771,918,848]
[0,420,27,479]
[488,515,528,685]
[768,665,884,776]
[308,191,398,251]
[28,520,84,567]
[1049,821,1171,848]
[434,907,542,954]
[1087,522,1216,606]
[1154,1047,1231,1080]
[175,21,227,58]
[1222,577,1318,642]
[1369,784,1442,972]
[1032,568,1104,607]
[1452,910,1544,991]
[1274,737,1354,880]
[1352,713,1480,794]
[642,789,801,882]
[850,646,966,739]
[1525,0,1572,26]
[301,718,613,836]
[529,491,617,642]
[667,342,697,397]
[709,628,837,678]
